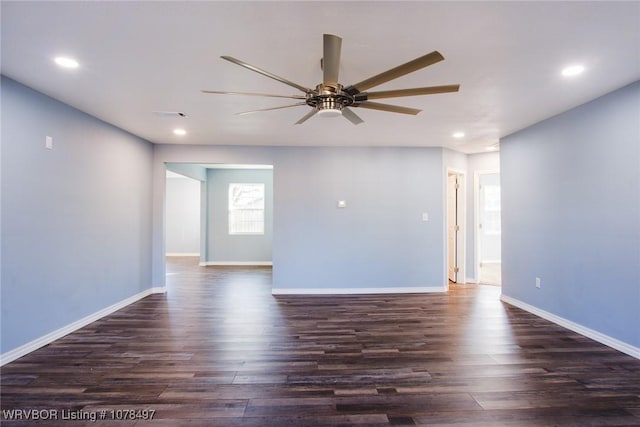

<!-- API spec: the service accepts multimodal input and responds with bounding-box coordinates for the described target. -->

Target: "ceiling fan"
[202,34,460,125]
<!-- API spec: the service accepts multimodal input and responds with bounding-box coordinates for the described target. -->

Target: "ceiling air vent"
[152,111,188,118]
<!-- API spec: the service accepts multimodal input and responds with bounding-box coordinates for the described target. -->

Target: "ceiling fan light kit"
[203,34,460,125]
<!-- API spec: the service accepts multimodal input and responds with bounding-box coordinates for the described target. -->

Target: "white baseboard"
[272,286,446,295]
[500,294,640,360]
[166,253,199,257]
[199,261,272,266]
[0,286,166,366]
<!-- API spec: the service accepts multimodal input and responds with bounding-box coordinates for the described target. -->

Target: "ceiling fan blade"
[354,101,421,115]
[294,108,318,125]
[221,56,312,94]
[357,84,460,101]
[341,108,364,125]
[236,102,306,116]
[201,90,306,100]
[323,34,342,87]
[345,51,445,95]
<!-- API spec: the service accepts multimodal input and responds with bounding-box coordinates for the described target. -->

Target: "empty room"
[1,1,639,426]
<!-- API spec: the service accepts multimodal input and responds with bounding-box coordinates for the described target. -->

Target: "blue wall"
[273,147,444,291]
[1,77,154,354]
[207,168,273,263]
[152,145,447,291]
[501,81,640,348]
[166,163,207,182]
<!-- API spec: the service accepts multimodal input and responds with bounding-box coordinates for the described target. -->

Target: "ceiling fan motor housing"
[307,84,354,113]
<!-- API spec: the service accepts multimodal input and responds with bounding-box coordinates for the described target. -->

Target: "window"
[228,183,265,235]
[483,185,501,235]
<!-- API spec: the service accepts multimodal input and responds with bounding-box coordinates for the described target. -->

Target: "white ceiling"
[2,1,639,153]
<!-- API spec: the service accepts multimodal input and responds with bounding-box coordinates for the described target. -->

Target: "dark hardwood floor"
[2,256,639,426]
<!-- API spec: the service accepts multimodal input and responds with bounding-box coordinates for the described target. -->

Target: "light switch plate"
[45,136,53,150]
[337,200,346,208]
[422,212,429,221]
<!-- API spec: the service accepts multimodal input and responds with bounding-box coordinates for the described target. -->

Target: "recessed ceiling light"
[173,129,187,136]
[561,65,584,77]
[452,132,465,138]
[54,56,79,69]
[486,145,499,151]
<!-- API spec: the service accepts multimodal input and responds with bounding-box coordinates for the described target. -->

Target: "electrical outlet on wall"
[535,277,541,288]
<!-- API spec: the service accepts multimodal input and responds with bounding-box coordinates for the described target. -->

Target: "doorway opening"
[475,171,501,285]
[164,163,274,271]
[446,170,465,284]
[165,171,201,257]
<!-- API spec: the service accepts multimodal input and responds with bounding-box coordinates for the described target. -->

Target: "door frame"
[445,168,466,287]
[473,169,500,284]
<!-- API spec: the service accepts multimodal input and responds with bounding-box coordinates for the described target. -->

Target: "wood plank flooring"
[2,256,639,426]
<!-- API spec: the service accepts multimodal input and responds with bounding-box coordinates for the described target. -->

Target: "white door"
[447,174,458,282]
[478,173,501,284]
